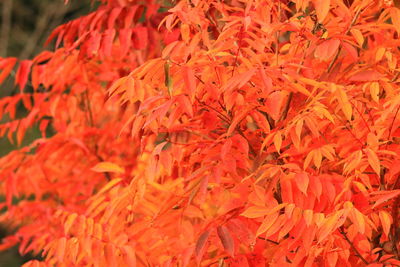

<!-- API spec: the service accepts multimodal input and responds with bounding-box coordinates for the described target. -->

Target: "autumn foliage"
[2,0,400,266]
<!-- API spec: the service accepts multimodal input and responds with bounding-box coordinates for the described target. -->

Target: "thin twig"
[386,105,400,149]
[339,229,369,265]
[327,7,363,73]
[19,2,59,59]
[231,25,244,77]
[279,40,311,123]
[258,236,280,245]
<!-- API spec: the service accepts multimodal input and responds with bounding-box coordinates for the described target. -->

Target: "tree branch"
[0,0,12,57]
[339,229,369,265]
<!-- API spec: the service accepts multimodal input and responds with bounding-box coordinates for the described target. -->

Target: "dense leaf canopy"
[1,0,400,266]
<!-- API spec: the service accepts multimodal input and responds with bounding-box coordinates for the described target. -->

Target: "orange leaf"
[295,172,309,195]
[122,246,137,267]
[263,91,284,121]
[91,162,124,174]
[365,148,380,176]
[256,212,279,237]
[182,66,196,100]
[314,0,330,22]
[274,132,282,153]
[349,70,384,82]
[56,237,67,263]
[227,107,253,136]
[96,178,123,195]
[335,86,352,121]
[241,206,270,218]
[350,29,364,47]
[64,213,78,235]
[303,210,313,227]
[315,39,340,61]
[105,243,117,267]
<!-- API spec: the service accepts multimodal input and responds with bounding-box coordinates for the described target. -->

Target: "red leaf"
[133,26,148,50]
[0,57,17,85]
[217,226,235,257]
[107,7,122,29]
[182,66,196,100]
[101,29,116,58]
[119,28,133,57]
[349,70,384,82]
[372,190,400,209]
[124,6,139,28]
[15,60,33,91]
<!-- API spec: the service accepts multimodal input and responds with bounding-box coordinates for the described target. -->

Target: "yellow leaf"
[375,47,385,62]
[336,87,352,121]
[91,162,124,174]
[320,146,335,161]
[350,29,364,47]
[97,178,123,195]
[313,106,334,123]
[379,211,392,237]
[304,150,314,170]
[370,82,380,103]
[64,213,78,235]
[313,213,325,228]
[318,213,338,243]
[291,82,311,96]
[350,208,365,234]
[365,148,380,176]
[274,132,282,153]
[285,203,296,218]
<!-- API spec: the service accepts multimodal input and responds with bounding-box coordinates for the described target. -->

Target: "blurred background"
[0,0,93,265]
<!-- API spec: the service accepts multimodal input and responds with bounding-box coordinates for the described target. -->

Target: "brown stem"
[258,236,279,245]
[339,229,369,265]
